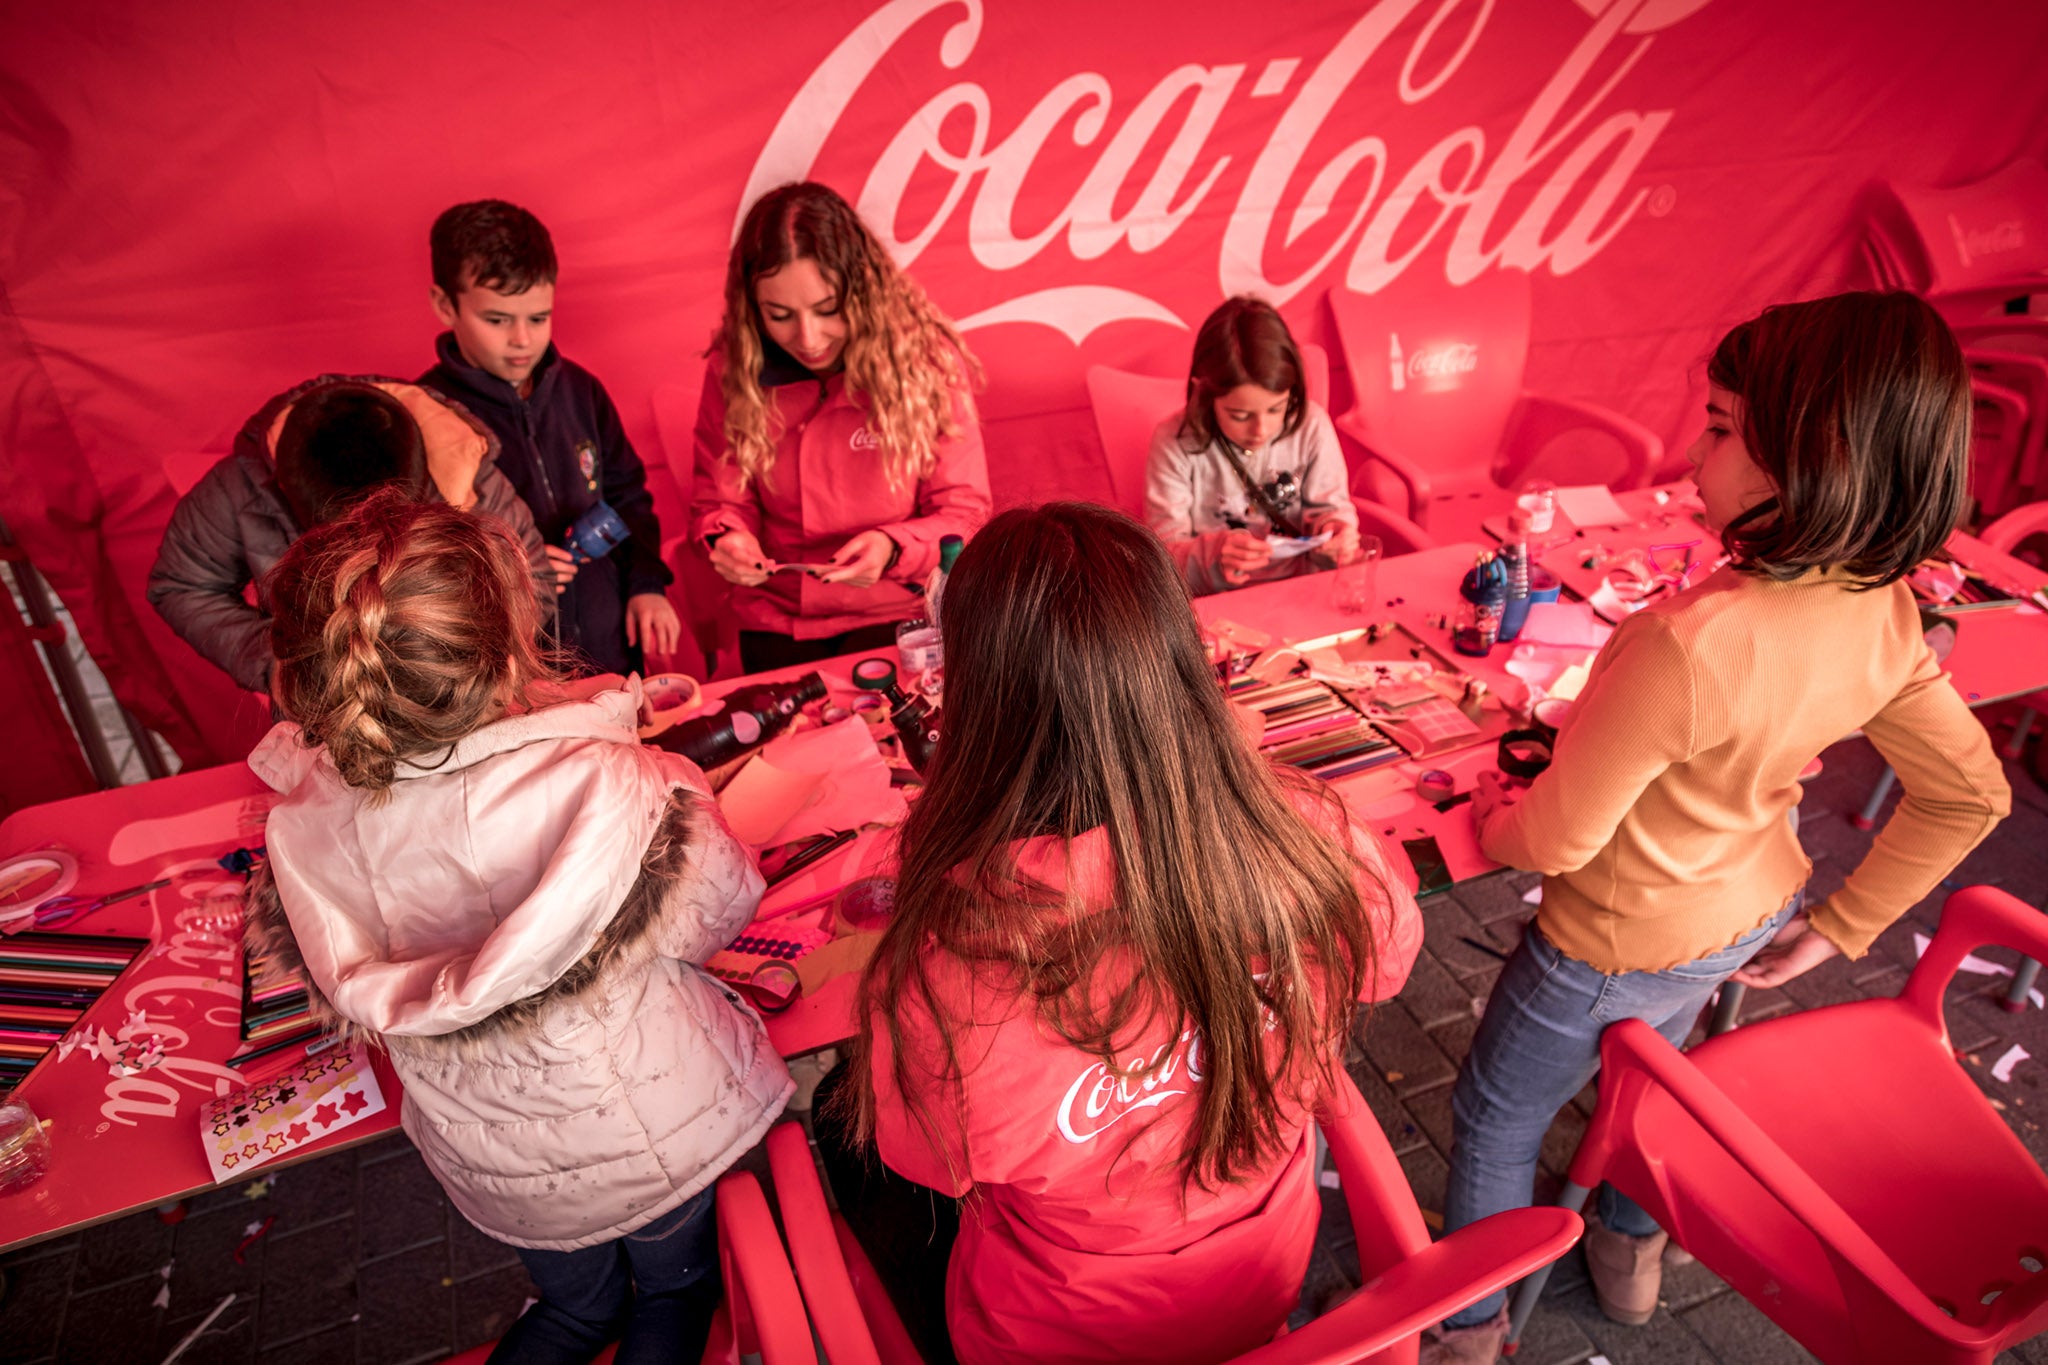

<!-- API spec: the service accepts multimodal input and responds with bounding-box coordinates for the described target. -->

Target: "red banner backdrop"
[2,0,2044,767]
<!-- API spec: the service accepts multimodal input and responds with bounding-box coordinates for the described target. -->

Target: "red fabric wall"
[2,0,2044,767]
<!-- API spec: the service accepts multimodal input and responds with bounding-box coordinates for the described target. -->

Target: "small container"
[895,619,944,698]
[0,1101,51,1194]
[563,501,631,564]
[1516,480,1558,534]
[832,876,896,936]
[1453,556,1508,657]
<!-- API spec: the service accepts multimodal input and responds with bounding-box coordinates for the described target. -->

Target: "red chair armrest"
[716,1171,814,1365]
[1505,394,1664,491]
[1230,1208,1581,1365]
[765,1124,884,1365]
[1980,501,2048,553]
[1332,411,1434,526]
[1349,497,1436,556]
[1900,886,2048,1023]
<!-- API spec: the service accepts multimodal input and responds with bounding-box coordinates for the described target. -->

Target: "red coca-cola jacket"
[871,790,1422,1365]
[689,348,991,639]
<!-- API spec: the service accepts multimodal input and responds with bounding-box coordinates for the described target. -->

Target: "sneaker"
[1418,1307,1508,1365]
[1583,1215,1667,1325]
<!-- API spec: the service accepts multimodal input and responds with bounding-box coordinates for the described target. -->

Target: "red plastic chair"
[1507,885,2048,1364]
[1324,273,1661,541]
[1882,159,2048,303]
[1084,349,1436,558]
[436,1168,811,1365]
[760,1068,1580,1365]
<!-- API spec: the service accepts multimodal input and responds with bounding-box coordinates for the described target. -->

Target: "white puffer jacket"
[246,687,794,1250]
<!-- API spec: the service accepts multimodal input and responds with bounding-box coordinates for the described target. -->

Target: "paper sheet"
[720,720,907,850]
[1555,484,1633,527]
[1265,530,1332,561]
[1993,1043,2030,1083]
[200,1044,387,1181]
[716,757,827,847]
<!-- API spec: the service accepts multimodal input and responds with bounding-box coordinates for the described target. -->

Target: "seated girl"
[691,181,991,674]
[815,501,1422,1365]
[245,490,792,1364]
[1146,296,1362,596]
[1427,291,2011,1363]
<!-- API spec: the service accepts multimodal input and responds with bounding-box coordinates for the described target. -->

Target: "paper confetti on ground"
[1521,885,1543,904]
[1994,1044,2030,1083]
[1912,932,2015,978]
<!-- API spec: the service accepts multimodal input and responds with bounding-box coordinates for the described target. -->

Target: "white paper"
[1911,931,2016,978]
[1518,601,1614,650]
[1521,885,1544,905]
[1555,484,1633,528]
[716,757,827,847]
[754,720,907,847]
[1265,530,1333,561]
[1993,1043,2030,1082]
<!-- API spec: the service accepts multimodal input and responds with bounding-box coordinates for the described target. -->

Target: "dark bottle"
[649,671,826,770]
[850,658,940,775]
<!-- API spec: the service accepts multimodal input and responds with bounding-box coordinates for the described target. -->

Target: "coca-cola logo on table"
[743,0,1710,343]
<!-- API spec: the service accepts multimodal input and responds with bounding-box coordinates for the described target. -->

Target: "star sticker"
[262,1133,288,1153]
[221,1152,239,1168]
[252,1097,273,1112]
[213,1122,230,1136]
[311,1102,339,1129]
[286,1122,309,1143]
[275,1086,296,1105]
[242,1142,259,1159]
[339,1090,368,1116]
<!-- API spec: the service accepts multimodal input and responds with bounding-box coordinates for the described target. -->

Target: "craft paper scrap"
[1911,932,2015,978]
[717,755,826,848]
[1266,530,1333,561]
[1994,1043,2030,1083]
[758,720,906,846]
[1554,484,1633,527]
[199,1043,385,1182]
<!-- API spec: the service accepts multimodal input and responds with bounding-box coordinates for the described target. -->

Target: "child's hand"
[626,593,683,656]
[544,544,581,594]
[1730,913,1842,989]
[817,530,897,588]
[1219,530,1273,584]
[1319,520,1362,566]
[1470,769,1516,827]
[709,528,773,587]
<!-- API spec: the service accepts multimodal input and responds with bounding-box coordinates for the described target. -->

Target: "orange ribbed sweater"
[1481,566,2011,973]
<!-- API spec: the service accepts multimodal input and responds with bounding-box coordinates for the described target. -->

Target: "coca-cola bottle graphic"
[649,672,826,770]
[1388,332,1406,393]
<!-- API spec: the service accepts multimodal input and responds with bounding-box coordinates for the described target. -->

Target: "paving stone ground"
[6,729,2048,1363]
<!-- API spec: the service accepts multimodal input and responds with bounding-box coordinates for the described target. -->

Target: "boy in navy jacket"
[420,199,679,676]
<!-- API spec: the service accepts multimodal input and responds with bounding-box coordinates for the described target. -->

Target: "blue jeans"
[490,1185,721,1365]
[1439,892,1801,1328]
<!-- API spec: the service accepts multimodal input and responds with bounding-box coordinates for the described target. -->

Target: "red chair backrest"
[1886,158,2048,298]
[1329,271,1530,486]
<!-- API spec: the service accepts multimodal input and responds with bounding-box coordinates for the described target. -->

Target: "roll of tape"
[0,850,79,922]
[1415,770,1457,803]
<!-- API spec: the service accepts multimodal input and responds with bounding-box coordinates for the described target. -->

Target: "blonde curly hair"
[718,181,981,492]
[267,488,555,799]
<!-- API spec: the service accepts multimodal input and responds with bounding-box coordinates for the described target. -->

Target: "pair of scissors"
[29,878,171,929]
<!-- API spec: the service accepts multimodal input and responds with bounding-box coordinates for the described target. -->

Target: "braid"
[267,487,556,804]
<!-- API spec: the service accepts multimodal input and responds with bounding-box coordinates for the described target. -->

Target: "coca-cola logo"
[1410,341,1479,379]
[849,424,885,450]
[1949,214,2026,269]
[741,0,1706,343]
[1055,1029,1205,1144]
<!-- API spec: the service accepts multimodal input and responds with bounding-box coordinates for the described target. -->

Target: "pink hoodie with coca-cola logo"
[871,791,1422,1365]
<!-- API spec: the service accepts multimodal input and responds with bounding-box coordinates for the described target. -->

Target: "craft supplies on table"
[0,931,150,1097]
[199,1043,387,1180]
[0,851,79,931]
[1225,674,1404,780]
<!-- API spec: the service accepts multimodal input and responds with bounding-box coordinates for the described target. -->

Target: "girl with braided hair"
[245,488,791,1364]
[690,180,991,673]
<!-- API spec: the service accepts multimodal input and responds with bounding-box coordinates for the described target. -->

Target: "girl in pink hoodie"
[691,181,991,674]
[245,490,791,1364]
[814,502,1422,1365]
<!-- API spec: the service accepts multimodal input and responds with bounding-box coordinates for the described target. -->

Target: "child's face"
[1212,383,1290,453]
[1686,385,1777,533]
[432,275,555,391]
[753,257,848,374]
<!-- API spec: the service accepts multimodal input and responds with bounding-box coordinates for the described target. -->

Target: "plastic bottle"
[1453,553,1507,657]
[851,658,940,775]
[649,672,826,770]
[924,533,965,628]
[1499,509,1532,643]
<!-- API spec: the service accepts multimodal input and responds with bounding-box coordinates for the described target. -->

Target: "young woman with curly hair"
[247,488,791,1364]
[689,181,991,673]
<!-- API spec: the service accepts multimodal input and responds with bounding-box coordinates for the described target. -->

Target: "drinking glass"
[1333,535,1383,615]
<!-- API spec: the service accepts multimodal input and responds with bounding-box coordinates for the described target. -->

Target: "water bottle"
[924,534,965,629]
[649,672,826,770]
[1499,509,1533,643]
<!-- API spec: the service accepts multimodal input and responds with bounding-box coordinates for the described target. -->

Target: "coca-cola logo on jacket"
[742,0,1710,343]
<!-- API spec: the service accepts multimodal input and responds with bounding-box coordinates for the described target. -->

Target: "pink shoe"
[1583,1215,1667,1325]
[1419,1307,1509,1365]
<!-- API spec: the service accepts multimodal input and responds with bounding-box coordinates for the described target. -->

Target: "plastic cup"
[896,620,943,698]
[0,1101,51,1194]
[1333,535,1384,615]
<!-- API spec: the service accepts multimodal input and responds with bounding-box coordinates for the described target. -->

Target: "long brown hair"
[268,488,555,798]
[1708,290,1970,586]
[1176,295,1308,453]
[848,503,1382,1191]
[716,181,980,491]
